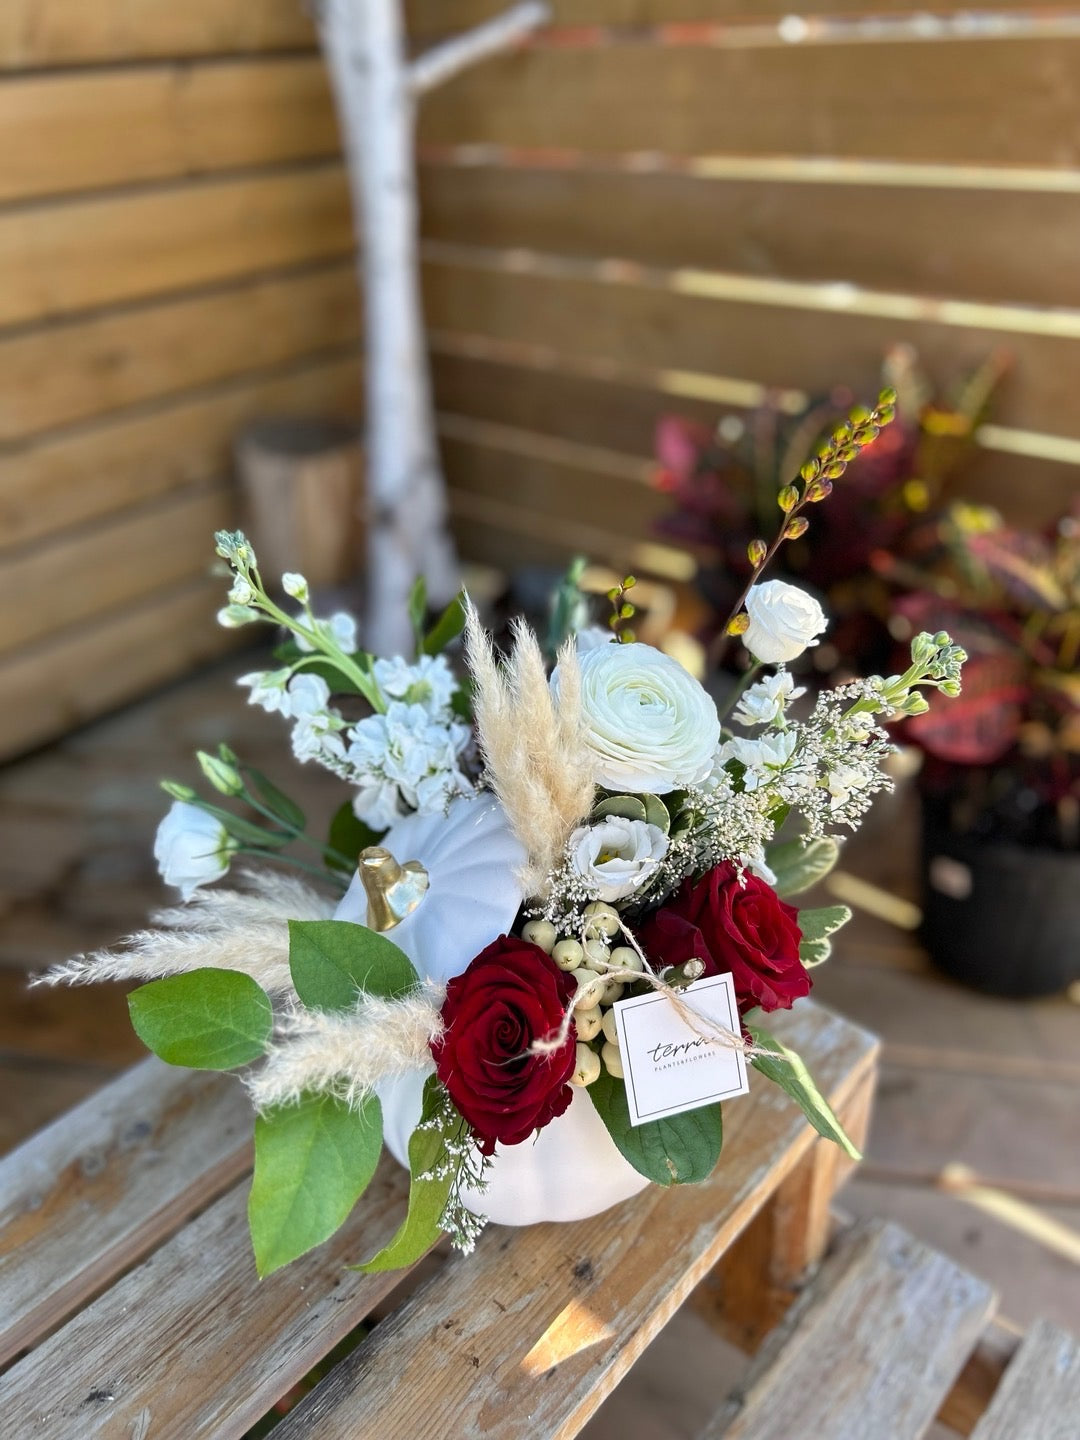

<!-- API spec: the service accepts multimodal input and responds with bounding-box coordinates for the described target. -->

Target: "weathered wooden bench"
[0,998,1072,1439]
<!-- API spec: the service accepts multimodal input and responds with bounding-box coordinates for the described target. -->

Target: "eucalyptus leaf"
[588,1071,723,1185]
[796,904,851,942]
[356,1076,451,1272]
[289,919,418,1013]
[746,1020,860,1159]
[766,837,840,898]
[128,968,272,1070]
[249,1092,383,1277]
[422,592,467,657]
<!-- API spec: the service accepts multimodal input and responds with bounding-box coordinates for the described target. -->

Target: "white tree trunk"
[319,0,458,658]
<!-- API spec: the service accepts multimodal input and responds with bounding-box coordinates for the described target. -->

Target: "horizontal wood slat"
[0,576,242,762]
[419,162,1080,310]
[0,58,336,204]
[270,1007,879,1440]
[0,484,234,658]
[432,351,1076,526]
[0,262,358,443]
[0,165,352,330]
[418,39,1080,168]
[421,255,1080,441]
[0,0,313,69]
[0,352,360,552]
[0,1058,251,1367]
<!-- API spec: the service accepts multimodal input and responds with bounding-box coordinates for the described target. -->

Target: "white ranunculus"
[154,802,234,901]
[743,580,827,665]
[555,642,720,793]
[570,817,669,903]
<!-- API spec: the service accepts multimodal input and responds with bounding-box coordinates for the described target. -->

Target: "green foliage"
[408,576,428,653]
[249,1093,383,1277]
[422,592,467,657]
[588,1071,723,1186]
[796,903,851,968]
[766,836,840,898]
[244,765,307,833]
[745,1020,860,1160]
[356,1077,452,1272]
[326,802,385,875]
[288,919,418,1013]
[128,968,272,1070]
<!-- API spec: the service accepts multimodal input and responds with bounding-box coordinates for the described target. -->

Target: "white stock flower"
[287,673,332,716]
[555,642,720,793]
[826,764,873,810]
[719,730,805,793]
[296,611,358,654]
[373,654,457,715]
[347,702,473,828]
[286,674,347,766]
[743,581,827,666]
[154,802,235,901]
[237,668,293,716]
[733,671,806,728]
[281,572,309,602]
[569,817,669,902]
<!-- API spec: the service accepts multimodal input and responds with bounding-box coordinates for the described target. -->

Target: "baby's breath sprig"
[606,575,638,645]
[717,389,898,653]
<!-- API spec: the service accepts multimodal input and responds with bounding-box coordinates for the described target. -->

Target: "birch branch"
[409,0,549,96]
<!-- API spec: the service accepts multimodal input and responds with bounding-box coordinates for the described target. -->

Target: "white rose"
[570,817,669,902]
[743,580,827,665]
[555,642,720,793]
[154,802,234,901]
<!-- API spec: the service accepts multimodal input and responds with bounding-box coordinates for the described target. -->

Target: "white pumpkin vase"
[334,792,650,1225]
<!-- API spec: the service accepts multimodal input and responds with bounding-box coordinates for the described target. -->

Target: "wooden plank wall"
[2,1,1079,759]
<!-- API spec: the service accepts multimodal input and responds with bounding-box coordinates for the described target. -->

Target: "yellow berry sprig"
[606,575,638,645]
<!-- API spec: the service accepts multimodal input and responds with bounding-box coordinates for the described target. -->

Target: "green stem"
[239,789,359,873]
[233,845,349,891]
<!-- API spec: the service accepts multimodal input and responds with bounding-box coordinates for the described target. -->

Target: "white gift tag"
[612,973,750,1127]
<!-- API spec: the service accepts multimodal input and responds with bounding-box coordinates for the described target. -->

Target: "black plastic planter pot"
[919,799,1080,998]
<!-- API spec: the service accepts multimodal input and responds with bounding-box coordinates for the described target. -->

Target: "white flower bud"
[573,969,605,1010]
[522,919,557,954]
[583,901,621,937]
[575,1006,602,1041]
[743,580,827,665]
[601,1009,619,1046]
[609,946,644,973]
[281,572,309,602]
[552,939,584,971]
[228,578,255,606]
[217,604,260,629]
[571,1043,602,1087]
[601,1041,624,1079]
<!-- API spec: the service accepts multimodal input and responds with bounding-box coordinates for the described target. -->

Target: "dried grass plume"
[464,601,595,895]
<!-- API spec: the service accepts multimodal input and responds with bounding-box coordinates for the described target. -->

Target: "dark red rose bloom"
[637,862,809,1016]
[431,935,578,1153]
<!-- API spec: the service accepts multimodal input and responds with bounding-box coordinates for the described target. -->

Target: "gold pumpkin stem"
[358,847,430,932]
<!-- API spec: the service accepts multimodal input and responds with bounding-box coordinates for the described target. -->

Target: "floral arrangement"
[39,387,967,1277]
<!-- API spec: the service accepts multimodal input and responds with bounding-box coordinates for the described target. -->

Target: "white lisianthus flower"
[743,580,827,665]
[373,654,457,716]
[154,802,235,901]
[569,817,669,903]
[554,642,720,793]
[733,671,806,728]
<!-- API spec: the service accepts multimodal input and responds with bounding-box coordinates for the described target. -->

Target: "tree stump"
[234,418,364,588]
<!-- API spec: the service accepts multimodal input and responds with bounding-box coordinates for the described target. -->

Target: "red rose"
[637,862,809,1015]
[432,935,577,1153]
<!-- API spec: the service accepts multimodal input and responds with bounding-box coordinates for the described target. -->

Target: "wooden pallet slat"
[703,1220,997,1439]
[968,1318,1080,1440]
[264,1006,877,1440]
[0,1058,252,1367]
